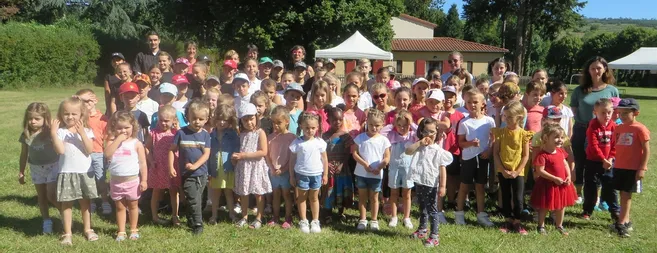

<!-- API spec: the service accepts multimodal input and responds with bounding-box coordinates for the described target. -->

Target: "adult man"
[441,51,474,83]
[133,31,161,75]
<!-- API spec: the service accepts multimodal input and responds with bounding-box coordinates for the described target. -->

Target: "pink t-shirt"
[525,105,544,133]
[385,110,397,125]
[413,106,447,123]
[409,103,424,121]
[306,107,330,135]
[267,132,297,172]
[343,108,366,138]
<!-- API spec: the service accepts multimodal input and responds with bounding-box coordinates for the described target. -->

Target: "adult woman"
[185,41,198,68]
[570,56,619,202]
[488,58,510,85]
[288,45,314,77]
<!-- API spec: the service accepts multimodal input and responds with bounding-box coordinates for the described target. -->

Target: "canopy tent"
[608,47,657,70]
[315,31,393,60]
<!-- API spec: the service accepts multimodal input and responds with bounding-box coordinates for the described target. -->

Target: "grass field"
[0,86,656,252]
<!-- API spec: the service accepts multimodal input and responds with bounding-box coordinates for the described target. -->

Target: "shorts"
[56,172,99,202]
[296,174,322,191]
[110,177,142,201]
[460,156,489,185]
[446,154,461,176]
[90,152,107,181]
[613,169,639,193]
[29,162,59,184]
[388,167,414,189]
[271,171,292,189]
[356,176,382,192]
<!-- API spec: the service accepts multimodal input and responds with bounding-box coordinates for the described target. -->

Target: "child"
[345,72,371,111]
[135,74,159,123]
[266,106,297,228]
[208,104,240,224]
[504,72,520,85]
[476,78,490,99]
[204,76,221,95]
[258,57,274,80]
[171,74,191,113]
[104,111,148,241]
[321,105,354,224]
[158,52,174,83]
[369,83,393,114]
[18,103,60,234]
[110,62,134,114]
[530,124,576,235]
[495,82,524,128]
[455,85,475,117]
[261,79,283,107]
[486,82,503,118]
[220,60,238,95]
[440,86,465,222]
[148,65,164,102]
[276,71,295,107]
[51,97,98,245]
[290,112,329,233]
[385,87,412,124]
[455,90,496,227]
[306,80,333,133]
[444,75,464,108]
[386,110,416,228]
[233,103,272,229]
[204,87,221,125]
[353,109,391,231]
[174,57,191,75]
[168,101,211,235]
[271,60,284,84]
[119,82,151,142]
[582,98,618,221]
[524,81,546,133]
[414,89,450,133]
[151,83,188,129]
[409,78,430,119]
[284,83,305,135]
[76,89,111,215]
[190,62,208,99]
[342,84,367,138]
[612,98,649,237]
[321,72,345,106]
[250,91,274,135]
[146,105,182,226]
[406,117,453,247]
[492,101,533,234]
[546,81,574,137]
[244,58,261,95]
[489,58,508,84]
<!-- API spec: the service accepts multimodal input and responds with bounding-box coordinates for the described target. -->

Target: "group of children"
[18,52,649,247]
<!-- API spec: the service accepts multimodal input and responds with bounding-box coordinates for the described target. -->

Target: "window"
[466,61,473,73]
[428,61,442,75]
[396,60,403,74]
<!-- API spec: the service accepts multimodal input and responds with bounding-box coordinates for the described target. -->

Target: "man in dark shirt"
[133,31,161,75]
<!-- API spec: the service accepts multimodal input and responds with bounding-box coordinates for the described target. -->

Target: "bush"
[0,22,100,89]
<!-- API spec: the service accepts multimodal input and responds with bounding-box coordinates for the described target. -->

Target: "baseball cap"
[172,74,190,86]
[259,57,274,65]
[294,62,307,70]
[616,98,640,111]
[273,60,284,69]
[197,55,212,63]
[543,105,564,119]
[223,60,238,69]
[175,57,191,67]
[206,75,220,84]
[238,103,258,118]
[233,73,249,82]
[134,73,151,87]
[441,86,457,95]
[119,82,140,95]
[159,82,178,96]
[111,52,125,61]
[284,82,305,96]
[412,78,430,87]
[426,89,445,101]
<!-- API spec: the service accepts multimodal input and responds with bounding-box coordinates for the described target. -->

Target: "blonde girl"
[158,51,174,82]
[495,82,523,128]
[289,112,329,233]
[104,111,148,241]
[204,87,221,127]
[386,87,412,124]
[321,72,345,106]
[409,78,430,119]
[386,110,416,229]
[445,75,464,108]
[192,62,208,97]
[492,101,533,235]
[266,106,297,228]
[307,80,333,133]
[51,97,97,245]
[250,91,273,135]
[146,106,181,226]
[224,49,240,63]
[208,104,240,224]
[261,79,283,107]
[369,83,393,115]
[19,102,59,234]
[342,84,367,138]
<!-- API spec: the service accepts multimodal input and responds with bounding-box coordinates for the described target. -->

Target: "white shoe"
[437,212,448,224]
[101,202,112,215]
[357,220,368,230]
[250,208,258,215]
[219,205,227,211]
[454,211,466,225]
[389,217,398,227]
[575,197,583,205]
[403,218,413,229]
[90,202,97,214]
[299,219,310,234]
[476,212,494,227]
[234,204,242,214]
[370,220,380,231]
[310,220,321,233]
[42,219,53,234]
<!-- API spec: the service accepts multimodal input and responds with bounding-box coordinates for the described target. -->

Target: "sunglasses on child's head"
[373,93,387,100]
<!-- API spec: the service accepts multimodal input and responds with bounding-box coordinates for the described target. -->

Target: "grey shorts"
[57,172,99,202]
[90,152,107,181]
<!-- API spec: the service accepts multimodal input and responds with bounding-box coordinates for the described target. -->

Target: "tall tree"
[403,0,445,36]
[438,4,463,39]
[546,36,582,79]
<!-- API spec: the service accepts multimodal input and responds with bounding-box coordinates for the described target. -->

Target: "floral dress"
[322,132,354,209]
[234,129,272,196]
[149,128,180,189]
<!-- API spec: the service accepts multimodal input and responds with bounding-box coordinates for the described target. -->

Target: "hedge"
[0,22,100,89]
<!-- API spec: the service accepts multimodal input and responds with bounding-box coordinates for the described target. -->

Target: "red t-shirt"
[585,119,616,161]
[525,105,544,132]
[614,122,650,170]
[443,110,465,155]
[534,148,569,180]
[385,110,397,125]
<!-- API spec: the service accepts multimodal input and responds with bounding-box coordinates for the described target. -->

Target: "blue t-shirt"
[173,126,211,177]
[288,109,302,136]
[208,129,240,177]
[132,109,151,142]
[150,110,188,130]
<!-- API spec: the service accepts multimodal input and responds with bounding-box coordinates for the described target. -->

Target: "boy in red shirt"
[612,98,649,237]
[582,98,619,221]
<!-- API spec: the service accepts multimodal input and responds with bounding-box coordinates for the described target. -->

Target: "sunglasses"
[373,93,387,100]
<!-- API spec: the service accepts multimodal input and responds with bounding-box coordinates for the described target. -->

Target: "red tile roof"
[392,37,509,53]
[399,14,437,29]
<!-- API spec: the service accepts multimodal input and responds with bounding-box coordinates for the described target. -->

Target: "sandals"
[208,216,218,225]
[235,218,247,228]
[537,226,547,235]
[116,232,127,242]
[129,230,140,240]
[172,216,182,226]
[557,226,569,236]
[85,229,99,242]
[249,219,262,229]
[60,234,72,246]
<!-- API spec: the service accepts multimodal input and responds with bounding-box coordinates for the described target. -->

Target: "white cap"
[238,103,257,118]
[234,73,249,82]
[412,78,430,87]
[426,89,445,101]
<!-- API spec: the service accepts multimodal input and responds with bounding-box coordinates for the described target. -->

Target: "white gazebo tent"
[315,31,393,60]
[608,47,657,70]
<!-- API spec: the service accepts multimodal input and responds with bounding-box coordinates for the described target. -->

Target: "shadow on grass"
[0,194,39,207]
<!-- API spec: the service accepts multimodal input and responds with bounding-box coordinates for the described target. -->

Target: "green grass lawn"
[0,86,656,252]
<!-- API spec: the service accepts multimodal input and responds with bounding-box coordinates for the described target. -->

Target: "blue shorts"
[90,153,107,181]
[388,167,414,189]
[356,176,382,192]
[271,171,292,189]
[296,174,321,191]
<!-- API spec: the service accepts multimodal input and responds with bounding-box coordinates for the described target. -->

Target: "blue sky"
[443,0,657,19]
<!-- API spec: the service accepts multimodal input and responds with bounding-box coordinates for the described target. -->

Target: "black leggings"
[498,174,524,220]
[571,123,587,185]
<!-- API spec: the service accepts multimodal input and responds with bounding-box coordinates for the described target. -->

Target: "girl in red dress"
[530,124,577,235]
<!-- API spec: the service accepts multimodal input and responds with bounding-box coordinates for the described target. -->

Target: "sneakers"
[424,235,440,247]
[499,222,511,234]
[90,202,97,214]
[299,219,310,234]
[476,212,494,227]
[389,217,398,227]
[42,219,53,234]
[454,211,466,225]
[192,225,204,236]
[310,220,321,233]
[356,220,368,231]
[581,213,591,220]
[575,197,583,205]
[410,229,427,239]
[615,223,630,238]
[282,219,293,229]
[403,218,413,229]
[599,201,609,211]
[514,223,528,235]
[370,220,380,231]
[610,222,633,235]
[101,202,112,215]
[234,204,242,214]
[626,221,634,232]
[437,212,448,224]
[537,226,547,235]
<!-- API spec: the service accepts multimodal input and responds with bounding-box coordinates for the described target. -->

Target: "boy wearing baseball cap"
[150,83,188,130]
[612,98,649,237]
[258,57,274,80]
[221,60,238,95]
[233,73,252,109]
[171,74,191,115]
[134,74,159,124]
[283,83,305,135]
[119,82,151,143]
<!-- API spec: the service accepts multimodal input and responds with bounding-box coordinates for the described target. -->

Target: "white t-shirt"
[248,79,261,95]
[172,101,187,115]
[353,133,391,179]
[357,92,373,111]
[558,105,574,137]
[108,139,141,177]
[57,128,95,173]
[486,100,496,118]
[457,116,496,160]
[331,94,345,107]
[456,106,470,118]
[276,91,286,105]
[289,137,327,176]
[136,98,159,124]
[406,143,453,187]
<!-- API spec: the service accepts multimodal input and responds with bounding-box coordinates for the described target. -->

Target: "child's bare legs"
[272,188,282,220]
[282,189,293,221]
[309,189,320,221]
[127,200,139,232]
[116,199,127,233]
[537,208,547,228]
[456,183,469,211]
[170,188,180,223]
[619,191,632,224]
[78,199,92,232]
[390,188,400,218]
[475,183,486,213]
[60,201,73,235]
[255,195,264,221]
[358,188,369,220]
[150,189,162,221]
[554,208,565,228]
[297,189,308,221]
[370,191,380,221]
[402,188,411,219]
[446,174,459,203]
[35,184,51,220]
[210,188,221,220]
[224,189,235,215]
[240,195,250,220]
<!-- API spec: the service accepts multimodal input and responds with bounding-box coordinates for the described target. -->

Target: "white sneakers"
[300,220,321,233]
[370,220,380,231]
[454,211,466,225]
[476,212,494,227]
[357,220,368,230]
[299,219,310,234]
[310,220,321,233]
[403,218,413,229]
[389,217,398,227]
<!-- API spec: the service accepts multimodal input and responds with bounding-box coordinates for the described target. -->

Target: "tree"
[437,4,463,39]
[576,32,616,68]
[464,19,501,47]
[403,0,445,35]
[546,36,583,79]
